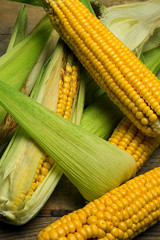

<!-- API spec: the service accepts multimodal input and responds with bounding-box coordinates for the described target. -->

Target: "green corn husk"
[80,93,123,139]
[0,39,86,225]
[140,46,160,75]
[0,5,28,155]
[144,28,160,79]
[0,12,59,148]
[142,26,160,53]
[0,15,53,124]
[0,27,59,146]
[6,4,28,52]
[0,77,136,203]
[139,27,160,75]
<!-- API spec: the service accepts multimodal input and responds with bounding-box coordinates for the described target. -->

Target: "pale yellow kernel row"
[56,64,79,120]
[13,154,54,208]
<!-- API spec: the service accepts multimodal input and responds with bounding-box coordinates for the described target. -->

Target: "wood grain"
[0,0,160,239]
[0,0,45,56]
[98,0,146,7]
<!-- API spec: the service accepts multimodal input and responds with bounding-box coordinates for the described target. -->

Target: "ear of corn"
[37,166,160,240]
[0,39,86,224]
[0,15,53,123]
[40,0,160,137]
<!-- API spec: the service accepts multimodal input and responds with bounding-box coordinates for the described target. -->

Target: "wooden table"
[0,0,160,239]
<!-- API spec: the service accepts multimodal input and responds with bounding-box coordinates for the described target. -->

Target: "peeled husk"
[100,0,160,57]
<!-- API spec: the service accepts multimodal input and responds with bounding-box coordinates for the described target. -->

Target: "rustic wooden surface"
[0,0,160,239]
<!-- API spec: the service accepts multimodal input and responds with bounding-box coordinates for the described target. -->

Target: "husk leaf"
[100,0,160,57]
[142,26,160,53]
[0,4,28,154]
[140,46,160,75]
[6,4,28,52]
[0,80,136,202]
[0,27,59,145]
[0,15,53,123]
[80,94,123,139]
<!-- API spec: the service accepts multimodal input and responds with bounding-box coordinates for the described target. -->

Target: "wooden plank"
[98,0,146,7]
[0,0,45,56]
[0,0,160,239]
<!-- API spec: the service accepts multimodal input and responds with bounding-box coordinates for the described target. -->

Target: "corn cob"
[106,39,160,170]
[13,59,79,207]
[108,117,160,170]
[0,40,83,224]
[41,0,160,137]
[37,166,160,240]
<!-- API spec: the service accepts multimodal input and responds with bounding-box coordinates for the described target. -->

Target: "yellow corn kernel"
[43,0,160,137]
[13,152,53,208]
[56,64,79,118]
[109,117,160,170]
[36,167,160,240]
